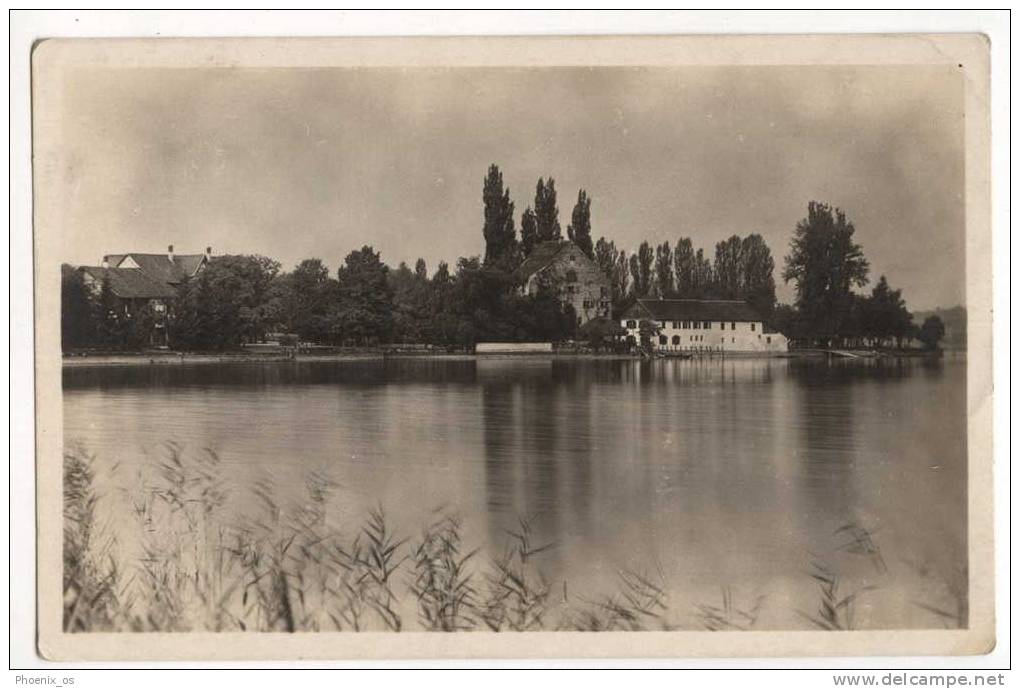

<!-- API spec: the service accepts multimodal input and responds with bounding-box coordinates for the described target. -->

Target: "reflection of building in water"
[621,299,788,353]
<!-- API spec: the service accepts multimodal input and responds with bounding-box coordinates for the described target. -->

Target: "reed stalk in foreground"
[63,446,965,633]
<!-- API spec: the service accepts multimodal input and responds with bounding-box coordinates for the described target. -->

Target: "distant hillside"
[912,305,967,350]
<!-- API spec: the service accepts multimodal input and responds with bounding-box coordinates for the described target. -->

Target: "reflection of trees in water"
[480,368,606,585]
[63,358,483,391]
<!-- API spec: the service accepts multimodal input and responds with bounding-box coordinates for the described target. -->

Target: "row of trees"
[61,265,159,350]
[61,164,946,352]
[61,248,577,351]
[481,165,779,317]
[775,201,945,349]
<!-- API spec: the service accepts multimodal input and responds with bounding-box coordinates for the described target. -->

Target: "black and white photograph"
[24,28,997,664]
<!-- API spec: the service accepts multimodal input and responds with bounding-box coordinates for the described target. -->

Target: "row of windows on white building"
[624,320,757,332]
[654,334,773,345]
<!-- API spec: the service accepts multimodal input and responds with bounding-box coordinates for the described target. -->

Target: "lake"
[63,355,968,630]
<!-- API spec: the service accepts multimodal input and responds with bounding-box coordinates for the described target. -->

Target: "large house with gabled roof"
[78,245,213,346]
[516,240,610,325]
[621,298,788,353]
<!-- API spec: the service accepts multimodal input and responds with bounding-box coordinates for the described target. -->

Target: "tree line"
[61,165,945,352]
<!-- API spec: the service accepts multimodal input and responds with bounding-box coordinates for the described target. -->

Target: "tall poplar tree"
[628,241,654,297]
[654,241,674,297]
[567,189,594,259]
[673,237,696,297]
[481,164,517,269]
[534,177,561,243]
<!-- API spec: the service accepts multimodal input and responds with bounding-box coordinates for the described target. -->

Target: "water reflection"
[63,355,967,629]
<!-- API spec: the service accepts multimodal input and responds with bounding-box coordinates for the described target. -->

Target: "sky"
[58,65,965,310]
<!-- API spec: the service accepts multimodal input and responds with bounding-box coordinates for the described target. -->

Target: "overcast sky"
[59,65,965,310]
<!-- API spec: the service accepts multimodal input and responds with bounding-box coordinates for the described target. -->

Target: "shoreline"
[58,348,953,368]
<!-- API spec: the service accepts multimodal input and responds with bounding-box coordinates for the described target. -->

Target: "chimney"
[101,257,109,269]
[167,244,175,261]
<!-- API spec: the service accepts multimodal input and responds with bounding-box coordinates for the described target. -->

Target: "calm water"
[63,356,968,629]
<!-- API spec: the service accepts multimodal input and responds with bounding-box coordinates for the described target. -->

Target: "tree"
[95,273,125,347]
[567,189,594,260]
[482,164,518,269]
[918,315,946,351]
[654,241,674,297]
[173,254,281,350]
[782,201,870,345]
[414,258,428,281]
[740,233,777,317]
[594,237,618,282]
[522,207,538,259]
[637,318,662,349]
[186,255,280,348]
[713,235,744,299]
[61,264,96,350]
[511,274,577,343]
[578,316,625,352]
[673,237,696,297]
[692,248,714,298]
[390,259,433,343]
[862,275,913,347]
[628,241,654,298]
[534,178,561,243]
[612,248,630,304]
[262,258,336,342]
[335,246,394,345]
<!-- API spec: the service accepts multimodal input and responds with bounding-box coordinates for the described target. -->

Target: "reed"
[797,560,875,631]
[410,513,478,631]
[63,448,122,631]
[62,446,965,633]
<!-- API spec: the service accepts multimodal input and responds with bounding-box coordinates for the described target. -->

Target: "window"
[569,254,576,263]
[694,321,700,329]
[731,322,736,330]
[660,321,667,329]
[751,322,756,331]
[626,320,637,329]
[682,321,688,329]
[659,335,667,345]
[703,321,711,329]
[672,321,680,329]
[767,336,772,344]
[731,337,735,343]
[600,286,609,298]
[672,335,681,345]
[582,300,592,309]
[565,269,578,282]
[719,322,725,330]
[565,284,577,295]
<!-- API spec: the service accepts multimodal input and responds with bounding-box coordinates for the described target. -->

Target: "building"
[101,245,212,289]
[620,298,788,353]
[516,240,610,325]
[78,245,213,346]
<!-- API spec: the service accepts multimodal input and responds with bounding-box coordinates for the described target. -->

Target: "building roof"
[625,298,766,323]
[517,240,574,280]
[105,253,206,284]
[80,266,180,299]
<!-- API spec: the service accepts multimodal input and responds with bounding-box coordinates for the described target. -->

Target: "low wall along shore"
[475,342,554,354]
